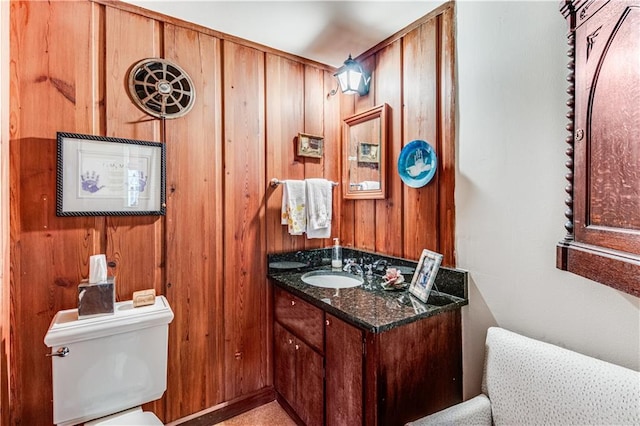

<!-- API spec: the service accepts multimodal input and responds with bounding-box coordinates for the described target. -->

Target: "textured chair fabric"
[408,394,492,425]
[408,327,640,426]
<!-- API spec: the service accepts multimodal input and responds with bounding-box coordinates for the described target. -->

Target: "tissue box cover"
[78,277,115,319]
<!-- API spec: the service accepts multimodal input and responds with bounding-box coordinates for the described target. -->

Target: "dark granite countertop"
[268,248,468,333]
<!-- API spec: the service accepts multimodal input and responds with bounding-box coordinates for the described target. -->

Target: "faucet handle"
[373,258,388,267]
[365,264,374,277]
[372,258,388,273]
[343,259,355,271]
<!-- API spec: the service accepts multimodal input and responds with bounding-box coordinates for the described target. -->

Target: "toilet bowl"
[44,296,174,426]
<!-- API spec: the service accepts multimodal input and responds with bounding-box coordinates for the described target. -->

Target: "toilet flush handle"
[46,347,70,358]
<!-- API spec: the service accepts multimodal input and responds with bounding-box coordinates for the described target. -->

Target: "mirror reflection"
[343,104,389,199]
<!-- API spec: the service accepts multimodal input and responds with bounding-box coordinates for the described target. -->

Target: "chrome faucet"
[372,258,388,273]
[343,259,364,277]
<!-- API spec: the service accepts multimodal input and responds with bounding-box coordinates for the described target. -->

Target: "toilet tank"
[44,296,174,426]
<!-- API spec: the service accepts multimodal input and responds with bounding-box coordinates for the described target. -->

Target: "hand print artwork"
[57,132,165,216]
[127,170,148,207]
[80,171,106,193]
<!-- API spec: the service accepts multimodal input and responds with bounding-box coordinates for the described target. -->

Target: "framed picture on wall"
[408,249,443,303]
[56,132,166,216]
[297,132,324,158]
[357,142,379,163]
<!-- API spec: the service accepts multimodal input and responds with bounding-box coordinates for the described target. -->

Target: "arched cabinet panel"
[557,0,640,297]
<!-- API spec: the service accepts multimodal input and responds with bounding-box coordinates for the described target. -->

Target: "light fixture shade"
[334,54,370,96]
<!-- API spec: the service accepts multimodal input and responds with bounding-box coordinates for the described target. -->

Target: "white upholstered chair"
[408,327,640,425]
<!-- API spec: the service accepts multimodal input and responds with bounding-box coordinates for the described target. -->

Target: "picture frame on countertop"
[408,248,443,303]
[297,132,324,158]
[56,132,166,216]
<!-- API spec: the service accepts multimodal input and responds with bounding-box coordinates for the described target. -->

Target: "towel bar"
[270,178,339,188]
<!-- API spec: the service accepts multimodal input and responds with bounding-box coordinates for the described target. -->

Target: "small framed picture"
[297,132,324,158]
[357,142,379,163]
[408,249,443,303]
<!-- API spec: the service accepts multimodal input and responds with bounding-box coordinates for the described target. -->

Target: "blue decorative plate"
[397,140,437,188]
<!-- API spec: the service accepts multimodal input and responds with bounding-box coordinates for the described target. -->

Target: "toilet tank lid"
[44,295,174,347]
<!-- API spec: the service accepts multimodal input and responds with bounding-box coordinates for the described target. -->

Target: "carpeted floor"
[215,401,296,425]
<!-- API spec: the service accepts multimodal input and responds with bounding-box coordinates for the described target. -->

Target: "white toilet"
[44,296,174,426]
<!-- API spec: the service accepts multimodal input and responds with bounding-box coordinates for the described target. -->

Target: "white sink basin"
[301,270,363,289]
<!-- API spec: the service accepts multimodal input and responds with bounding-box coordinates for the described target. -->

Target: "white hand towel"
[305,178,332,239]
[359,180,381,190]
[281,180,306,235]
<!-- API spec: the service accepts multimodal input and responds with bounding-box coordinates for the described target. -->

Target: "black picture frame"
[56,132,166,216]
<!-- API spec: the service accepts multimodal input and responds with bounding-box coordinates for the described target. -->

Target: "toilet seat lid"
[85,407,163,425]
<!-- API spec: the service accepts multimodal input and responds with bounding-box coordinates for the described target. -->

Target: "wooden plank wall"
[7,0,454,424]
[163,24,223,418]
[340,5,456,264]
[1,1,10,425]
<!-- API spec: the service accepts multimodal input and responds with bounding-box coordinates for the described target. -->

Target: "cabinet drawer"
[274,286,324,352]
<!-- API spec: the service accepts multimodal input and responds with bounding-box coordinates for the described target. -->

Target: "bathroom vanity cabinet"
[272,284,463,426]
[274,288,325,425]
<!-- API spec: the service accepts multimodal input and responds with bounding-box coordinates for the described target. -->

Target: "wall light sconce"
[328,54,371,97]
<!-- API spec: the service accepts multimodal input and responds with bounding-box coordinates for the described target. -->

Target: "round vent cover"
[128,58,195,119]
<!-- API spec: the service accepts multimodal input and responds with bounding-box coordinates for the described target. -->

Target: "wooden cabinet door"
[295,338,324,426]
[274,322,296,408]
[274,321,324,425]
[325,314,364,426]
[573,0,640,253]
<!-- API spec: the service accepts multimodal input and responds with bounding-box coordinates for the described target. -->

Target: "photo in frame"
[56,132,166,216]
[408,249,443,303]
[297,132,324,158]
[357,142,380,163]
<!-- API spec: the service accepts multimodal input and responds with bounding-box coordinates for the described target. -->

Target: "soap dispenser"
[331,238,343,269]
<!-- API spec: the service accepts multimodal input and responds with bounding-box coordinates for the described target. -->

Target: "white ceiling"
[121,1,446,68]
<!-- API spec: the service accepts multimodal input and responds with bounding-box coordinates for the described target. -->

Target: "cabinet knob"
[325,319,330,326]
[288,338,293,345]
[290,300,296,306]
[295,344,299,351]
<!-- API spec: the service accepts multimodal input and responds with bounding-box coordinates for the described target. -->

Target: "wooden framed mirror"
[342,103,389,199]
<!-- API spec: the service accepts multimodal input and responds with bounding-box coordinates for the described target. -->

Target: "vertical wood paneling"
[163,24,223,421]
[402,18,440,259]
[438,7,456,266]
[1,2,8,424]
[104,7,163,301]
[265,54,305,254]
[304,65,326,250]
[9,1,99,424]
[339,94,356,247]
[222,41,268,401]
[323,70,342,242]
[337,5,455,262]
[353,56,377,251]
[374,42,404,257]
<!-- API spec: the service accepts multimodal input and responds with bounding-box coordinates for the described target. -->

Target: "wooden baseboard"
[168,387,276,426]
[275,393,305,426]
